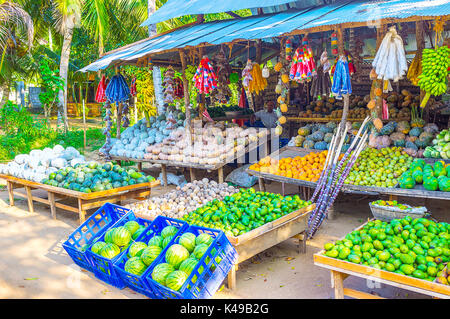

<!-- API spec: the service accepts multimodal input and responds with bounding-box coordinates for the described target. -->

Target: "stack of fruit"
[344,147,413,188]
[294,122,352,151]
[424,129,450,159]
[371,200,411,211]
[119,225,180,276]
[436,265,449,285]
[41,162,155,193]
[250,151,343,183]
[89,220,144,259]
[181,188,312,237]
[150,232,217,291]
[323,217,450,281]
[399,159,450,192]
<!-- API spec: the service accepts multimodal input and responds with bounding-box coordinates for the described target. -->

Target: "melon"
[179,232,196,252]
[148,235,163,248]
[179,257,198,276]
[165,270,188,291]
[161,225,178,238]
[99,243,121,259]
[423,176,438,191]
[124,221,140,235]
[104,228,115,244]
[140,245,162,266]
[152,263,174,284]
[438,177,450,192]
[132,227,145,240]
[195,233,213,246]
[128,242,147,258]
[124,257,147,276]
[162,235,174,248]
[91,241,107,254]
[165,244,190,269]
[112,226,131,247]
[193,244,209,260]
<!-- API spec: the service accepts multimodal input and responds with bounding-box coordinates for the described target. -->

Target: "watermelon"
[99,243,121,259]
[423,176,438,191]
[104,228,115,244]
[152,263,174,284]
[165,270,188,291]
[80,244,89,252]
[112,226,131,247]
[165,244,190,269]
[91,241,107,254]
[128,242,147,258]
[192,244,209,260]
[132,227,145,240]
[179,232,196,252]
[179,258,198,276]
[161,225,178,238]
[148,235,163,248]
[124,257,147,276]
[438,177,450,192]
[124,221,140,235]
[195,233,213,246]
[412,170,423,184]
[162,235,174,249]
[140,245,162,266]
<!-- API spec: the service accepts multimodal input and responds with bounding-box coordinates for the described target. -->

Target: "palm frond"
[0,1,34,50]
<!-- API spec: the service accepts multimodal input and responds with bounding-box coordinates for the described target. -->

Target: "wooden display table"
[314,220,450,299]
[225,203,315,290]
[1,174,159,224]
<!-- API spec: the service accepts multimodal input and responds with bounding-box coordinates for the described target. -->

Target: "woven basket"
[369,202,427,222]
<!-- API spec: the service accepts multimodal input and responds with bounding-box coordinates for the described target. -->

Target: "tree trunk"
[148,0,164,115]
[58,25,74,133]
[0,82,10,106]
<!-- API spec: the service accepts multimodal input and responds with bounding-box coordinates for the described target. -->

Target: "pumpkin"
[280,104,288,113]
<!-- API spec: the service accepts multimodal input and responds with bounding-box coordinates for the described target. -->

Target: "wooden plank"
[332,270,345,299]
[161,164,168,187]
[25,186,34,213]
[80,190,151,210]
[227,265,237,290]
[78,198,86,224]
[343,288,384,299]
[189,168,196,182]
[54,201,80,214]
[218,167,224,184]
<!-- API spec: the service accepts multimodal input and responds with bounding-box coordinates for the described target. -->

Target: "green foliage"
[38,58,64,117]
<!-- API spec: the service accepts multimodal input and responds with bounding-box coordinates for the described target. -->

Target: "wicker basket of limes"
[369,200,428,222]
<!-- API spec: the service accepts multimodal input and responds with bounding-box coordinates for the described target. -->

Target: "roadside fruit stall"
[314,217,450,299]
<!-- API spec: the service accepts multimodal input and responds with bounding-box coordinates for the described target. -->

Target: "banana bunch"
[407,53,422,86]
[248,63,267,95]
[418,46,450,108]
[136,76,157,117]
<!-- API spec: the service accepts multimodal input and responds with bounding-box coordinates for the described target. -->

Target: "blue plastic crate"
[86,212,152,289]
[113,216,188,298]
[145,225,237,299]
[62,203,130,271]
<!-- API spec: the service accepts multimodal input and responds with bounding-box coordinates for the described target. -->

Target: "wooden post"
[48,192,56,220]
[227,264,237,290]
[336,26,350,129]
[161,164,168,187]
[331,270,345,299]
[82,98,86,150]
[7,181,14,206]
[189,168,196,182]
[25,186,34,213]
[78,198,86,224]
[218,167,224,184]
[179,49,192,137]
[416,21,427,122]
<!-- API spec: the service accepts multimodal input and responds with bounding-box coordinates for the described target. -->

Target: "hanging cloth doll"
[331,55,352,98]
[330,50,355,76]
[320,51,331,73]
[242,60,253,88]
[289,38,317,83]
[193,56,218,94]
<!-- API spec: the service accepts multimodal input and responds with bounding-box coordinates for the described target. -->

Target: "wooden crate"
[313,220,450,299]
[1,174,159,224]
[225,203,315,290]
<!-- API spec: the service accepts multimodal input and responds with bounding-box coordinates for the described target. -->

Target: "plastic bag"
[225,164,258,188]
[157,172,187,187]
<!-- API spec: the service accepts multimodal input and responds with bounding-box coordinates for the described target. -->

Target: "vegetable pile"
[399,159,450,192]
[323,217,450,282]
[126,179,238,220]
[181,188,312,237]
[41,161,155,193]
[151,232,218,291]
[294,122,352,151]
[0,145,85,183]
[424,129,450,159]
[344,147,413,188]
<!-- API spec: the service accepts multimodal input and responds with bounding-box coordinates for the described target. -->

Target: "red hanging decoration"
[95,75,107,103]
[193,56,218,94]
[174,78,184,98]
[130,76,137,97]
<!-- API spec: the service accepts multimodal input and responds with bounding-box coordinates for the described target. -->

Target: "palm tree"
[0,1,34,105]
[52,0,82,133]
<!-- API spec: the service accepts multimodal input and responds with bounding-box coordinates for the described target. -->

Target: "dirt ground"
[0,164,448,299]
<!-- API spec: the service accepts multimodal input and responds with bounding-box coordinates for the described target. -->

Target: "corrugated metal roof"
[141,0,297,26]
[80,0,450,72]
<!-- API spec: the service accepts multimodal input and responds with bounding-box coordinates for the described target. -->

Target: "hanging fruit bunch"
[418,46,450,108]
[407,53,423,86]
[192,56,218,94]
[248,63,267,95]
[369,26,408,131]
[274,38,293,136]
[134,69,157,126]
[210,48,232,104]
